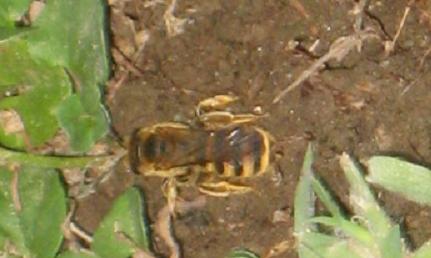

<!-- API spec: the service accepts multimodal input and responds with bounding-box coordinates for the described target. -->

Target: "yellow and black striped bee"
[129,95,271,197]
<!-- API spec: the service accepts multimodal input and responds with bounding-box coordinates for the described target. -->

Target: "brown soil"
[75,1,431,257]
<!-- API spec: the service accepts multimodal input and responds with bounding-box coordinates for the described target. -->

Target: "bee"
[128,95,271,197]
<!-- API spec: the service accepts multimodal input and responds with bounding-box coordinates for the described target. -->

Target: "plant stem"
[0,146,111,168]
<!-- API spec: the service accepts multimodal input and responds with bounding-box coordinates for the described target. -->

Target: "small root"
[154,196,207,258]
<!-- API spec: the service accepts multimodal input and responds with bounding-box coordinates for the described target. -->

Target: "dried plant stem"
[385,4,411,55]
[272,0,375,103]
[273,30,376,103]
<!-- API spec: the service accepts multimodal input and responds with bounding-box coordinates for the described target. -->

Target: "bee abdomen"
[207,126,269,178]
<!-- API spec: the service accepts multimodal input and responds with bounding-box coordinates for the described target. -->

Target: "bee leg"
[161,177,179,216]
[198,181,253,197]
[196,95,239,116]
[198,111,260,129]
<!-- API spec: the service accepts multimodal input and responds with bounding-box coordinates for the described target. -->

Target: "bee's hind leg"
[198,181,253,197]
[196,95,239,116]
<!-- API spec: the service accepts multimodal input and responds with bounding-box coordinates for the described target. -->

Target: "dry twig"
[272,0,378,103]
[384,3,412,55]
[164,0,188,37]
[273,30,377,103]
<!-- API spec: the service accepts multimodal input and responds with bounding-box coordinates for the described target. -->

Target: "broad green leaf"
[0,40,71,147]
[18,166,67,258]
[227,249,259,258]
[92,188,150,258]
[367,156,431,205]
[0,166,66,258]
[57,94,107,152]
[57,251,98,258]
[0,126,25,150]
[0,0,31,26]
[26,0,110,151]
[0,27,32,42]
[413,241,431,258]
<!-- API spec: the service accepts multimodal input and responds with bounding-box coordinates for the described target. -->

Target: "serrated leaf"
[0,166,67,258]
[227,249,259,258]
[0,40,71,147]
[92,188,150,258]
[57,94,107,152]
[18,166,67,258]
[26,0,110,151]
[0,0,31,26]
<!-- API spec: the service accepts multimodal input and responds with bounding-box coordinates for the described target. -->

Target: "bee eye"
[159,141,166,154]
[144,135,157,161]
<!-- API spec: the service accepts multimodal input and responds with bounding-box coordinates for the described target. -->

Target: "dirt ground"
[75,1,431,257]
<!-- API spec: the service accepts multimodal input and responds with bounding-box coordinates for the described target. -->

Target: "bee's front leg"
[198,181,254,197]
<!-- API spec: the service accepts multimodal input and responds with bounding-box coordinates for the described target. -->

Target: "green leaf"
[325,241,362,258]
[0,40,71,147]
[0,126,25,150]
[0,166,67,258]
[295,143,319,258]
[0,27,32,42]
[339,154,393,242]
[227,249,259,258]
[0,167,28,256]
[18,166,67,258]
[413,241,431,258]
[57,251,98,258]
[57,94,107,152]
[367,156,431,206]
[92,188,151,258]
[26,0,110,152]
[0,0,31,26]
[299,232,339,258]
[311,177,343,219]
[294,143,316,235]
[380,225,402,258]
[309,216,373,247]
